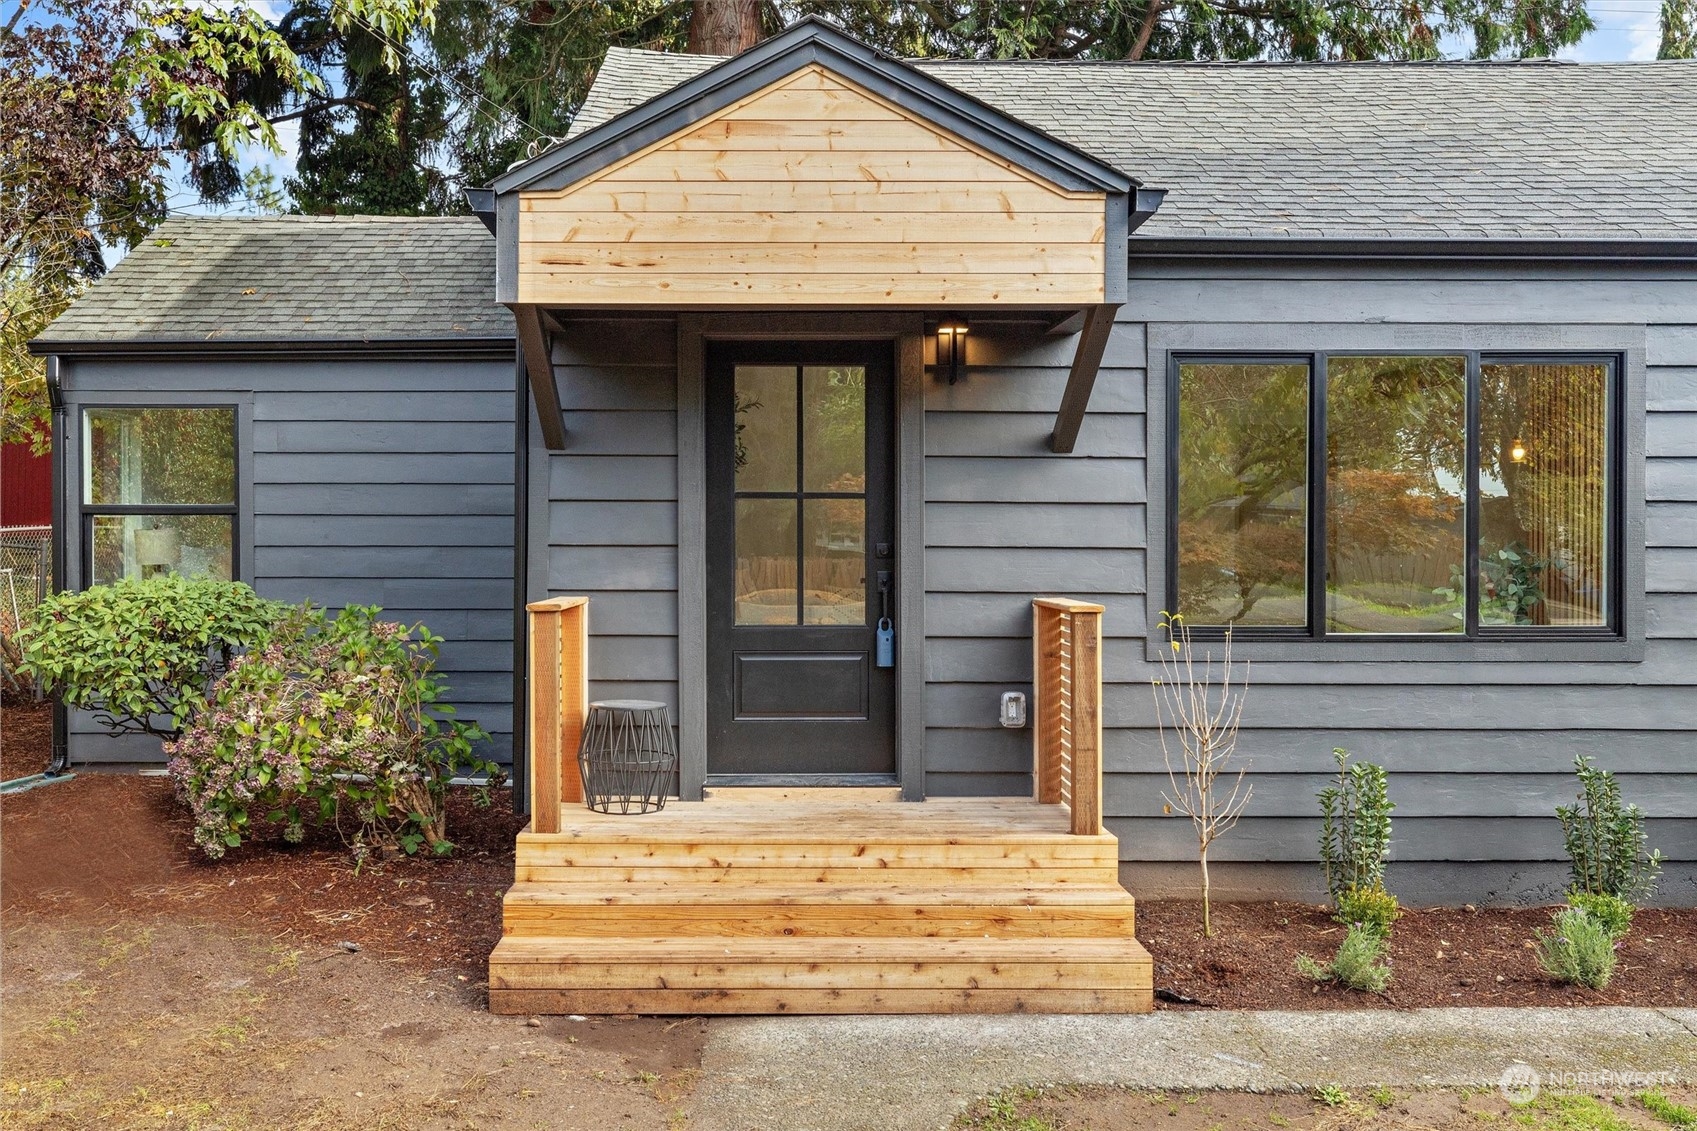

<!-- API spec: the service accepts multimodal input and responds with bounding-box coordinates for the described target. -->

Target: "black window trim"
[79,403,243,586]
[1166,350,1624,643]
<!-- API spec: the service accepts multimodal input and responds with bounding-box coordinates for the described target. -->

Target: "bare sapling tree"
[1152,611,1252,937]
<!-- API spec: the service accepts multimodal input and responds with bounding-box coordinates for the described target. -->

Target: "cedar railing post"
[1032,598,1105,836]
[527,596,588,833]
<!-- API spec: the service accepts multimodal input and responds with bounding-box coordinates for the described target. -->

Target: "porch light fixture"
[936,317,970,384]
[1510,436,1528,463]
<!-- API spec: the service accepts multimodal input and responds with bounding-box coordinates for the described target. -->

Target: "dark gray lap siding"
[1114,256,1697,902]
[60,355,517,765]
[531,319,682,716]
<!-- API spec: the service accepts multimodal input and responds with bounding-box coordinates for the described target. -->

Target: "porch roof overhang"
[494,19,1159,451]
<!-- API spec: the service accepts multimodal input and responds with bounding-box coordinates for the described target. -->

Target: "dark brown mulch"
[6,703,1695,1007]
[0,694,52,782]
[2,703,524,974]
[1139,897,1697,1010]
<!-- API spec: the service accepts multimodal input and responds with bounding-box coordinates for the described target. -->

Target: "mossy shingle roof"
[574,49,1697,241]
[37,215,510,346]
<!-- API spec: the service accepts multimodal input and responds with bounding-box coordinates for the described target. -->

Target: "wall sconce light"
[1510,437,1528,463]
[936,317,969,385]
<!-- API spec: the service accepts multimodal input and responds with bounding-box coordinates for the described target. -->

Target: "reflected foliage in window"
[85,407,235,505]
[1175,361,1309,627]
[1326,356,1466,634]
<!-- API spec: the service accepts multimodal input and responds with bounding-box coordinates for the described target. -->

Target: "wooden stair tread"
[488,987,1154,1015]
[503,882,1136,906]
[525,797,1102,844]
[491,935,1150,963]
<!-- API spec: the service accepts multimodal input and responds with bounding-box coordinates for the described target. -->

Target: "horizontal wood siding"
[922,324,1147,799]
[533,319,681,718]
[61,356,517,766]
[1112,257,1697,898]
[517,66,1105,308]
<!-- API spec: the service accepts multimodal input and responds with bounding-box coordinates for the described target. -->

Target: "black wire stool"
[576,700,677,815]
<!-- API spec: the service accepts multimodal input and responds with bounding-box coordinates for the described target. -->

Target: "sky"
[18,0,1661,262]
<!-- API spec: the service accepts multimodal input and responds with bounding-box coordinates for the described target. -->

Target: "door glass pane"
[1479,361,1611,627]
[803,497,865,625]
[735,497,798,625]
[1326,356,1466,634]
[733,365,797,492]
[89,514,234,585]
[85,407,235,505]
[802,365,865,492]
[1176,361,1310,627]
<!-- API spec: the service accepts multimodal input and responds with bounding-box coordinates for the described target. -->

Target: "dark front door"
[705,341,897,780]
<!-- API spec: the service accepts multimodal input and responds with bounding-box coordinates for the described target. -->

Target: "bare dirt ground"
[1,701,705,1130]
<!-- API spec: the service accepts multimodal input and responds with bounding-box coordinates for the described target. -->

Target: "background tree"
[1664,0,1696,57]
[0,0,435,447]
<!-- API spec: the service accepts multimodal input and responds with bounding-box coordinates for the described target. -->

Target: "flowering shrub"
[18,575,285,737]
[166,604,501,864]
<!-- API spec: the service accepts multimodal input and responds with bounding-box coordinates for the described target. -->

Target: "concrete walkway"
[689,1007,1697,1131]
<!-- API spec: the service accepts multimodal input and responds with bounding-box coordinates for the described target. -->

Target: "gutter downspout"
[44,356,69,776]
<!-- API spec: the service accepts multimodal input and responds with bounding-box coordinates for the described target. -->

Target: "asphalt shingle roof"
[573,48,1697,241]
[39,215,512,345]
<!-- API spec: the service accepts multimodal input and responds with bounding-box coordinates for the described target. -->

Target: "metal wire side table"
[576,700,677,815]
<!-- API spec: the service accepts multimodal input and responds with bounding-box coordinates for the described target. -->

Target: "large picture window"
[1171,354,1618,639]
[82,406,239,586]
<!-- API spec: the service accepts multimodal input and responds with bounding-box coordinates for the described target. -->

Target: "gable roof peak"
[491,17,1134,196]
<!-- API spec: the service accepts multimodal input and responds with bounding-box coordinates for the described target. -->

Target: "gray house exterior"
[32,22,1697,906]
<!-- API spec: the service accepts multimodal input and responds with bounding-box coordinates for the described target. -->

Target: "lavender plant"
[166,604,500,864]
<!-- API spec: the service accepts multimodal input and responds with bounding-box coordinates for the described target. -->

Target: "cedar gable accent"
[515,65,1109,307]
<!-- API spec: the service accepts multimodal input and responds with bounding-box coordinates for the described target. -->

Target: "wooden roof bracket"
[515,303,566,450]
[1049,188,1164,453]
[1049,303,1121,454]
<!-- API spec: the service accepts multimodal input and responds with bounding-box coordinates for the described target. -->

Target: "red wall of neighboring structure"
[1,442,52,528]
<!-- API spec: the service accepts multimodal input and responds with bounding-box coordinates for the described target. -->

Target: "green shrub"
[17,576,285,738]
[1534,907,1618,990]
[165,604,501,864]
[1566,891,1634,940]
[1294,924,1393,994]
[1334,885,1400,939]
[1318,748,1395,904]
[1558,756,1662,902]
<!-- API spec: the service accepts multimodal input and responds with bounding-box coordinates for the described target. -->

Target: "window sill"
[1142,635,1643,664]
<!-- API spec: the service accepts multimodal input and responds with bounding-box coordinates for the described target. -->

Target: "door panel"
[706,341,896,779]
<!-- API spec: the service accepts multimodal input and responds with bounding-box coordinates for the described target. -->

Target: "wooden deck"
[488,796,1153,1015]
[494,597,1149,1015]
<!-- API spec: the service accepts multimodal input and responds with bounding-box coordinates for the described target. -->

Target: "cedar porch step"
[501,881,1138,938]
[486,935,1154,1015]
[513,797,1122,886]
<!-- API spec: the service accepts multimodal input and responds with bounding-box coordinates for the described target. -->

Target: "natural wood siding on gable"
[517,66,1107,307]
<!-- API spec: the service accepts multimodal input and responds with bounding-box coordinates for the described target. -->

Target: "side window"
[82,406,239,584]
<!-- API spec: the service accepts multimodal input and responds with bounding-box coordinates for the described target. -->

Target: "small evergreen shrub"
[17,575,285,737]
[1294,924,1393,994]
[1318,748,1395,904]
[1334,885,1401,939]
[1566,891,1634,940]
[1557,756,1662,902]
[166,604,500,864]
[1534,907,1618,990]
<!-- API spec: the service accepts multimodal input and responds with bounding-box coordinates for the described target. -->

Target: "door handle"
[876,571,894,667]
